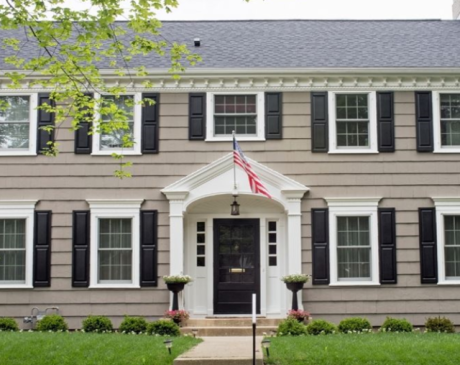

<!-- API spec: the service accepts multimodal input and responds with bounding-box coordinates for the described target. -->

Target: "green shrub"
[82,315,113,333]
[0,318,19,331]
[338,317,372,333]
[306,319,337,335]
[425,316,455,333]
[147,319,181,336]
[119,316,148,334]
[276,317,308,336]
[36,315,68,332]
[380,317,413,333]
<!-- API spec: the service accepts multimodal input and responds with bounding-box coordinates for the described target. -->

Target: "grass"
[264,332,460,365]
[0,331,201,365]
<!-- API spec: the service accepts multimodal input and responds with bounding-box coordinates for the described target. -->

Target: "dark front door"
[214,219,260,315]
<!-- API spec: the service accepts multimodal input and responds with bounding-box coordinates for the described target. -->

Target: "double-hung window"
[87,200,142,288]
[0,201,36,288]
[433,198,460,284]
[206,92,265,141]
[326,198,380,285]
[328,92,377,153]
[433,92,460,153]
[0,95,38,156]
[93,94,142,155]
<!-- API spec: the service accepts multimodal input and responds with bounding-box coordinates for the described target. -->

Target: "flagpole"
[232,130,237,190]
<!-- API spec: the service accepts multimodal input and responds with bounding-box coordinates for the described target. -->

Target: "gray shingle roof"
[2,19,460,69]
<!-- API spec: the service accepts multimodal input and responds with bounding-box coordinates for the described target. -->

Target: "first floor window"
[0,96,33,152]
[337,216,371,280]
[0,219,26,283]
[98,218,132,283]
[444,215,460,279]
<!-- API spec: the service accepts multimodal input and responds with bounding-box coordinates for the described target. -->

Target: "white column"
[169,198,186,275]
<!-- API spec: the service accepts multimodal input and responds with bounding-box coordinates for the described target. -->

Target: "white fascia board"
[325,197,382,207]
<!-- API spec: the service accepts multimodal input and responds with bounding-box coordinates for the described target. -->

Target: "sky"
[154,0,454,20]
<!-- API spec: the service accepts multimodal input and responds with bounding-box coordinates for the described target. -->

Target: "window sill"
[433,148,460,154]
[206,136,266,142]
[91,151,142,156]
[328,149,378,155]
[0,151,37,157]
[89,284,141,289]
[437,280,460,285]
[0,284,33,289]
[329,282,380,287]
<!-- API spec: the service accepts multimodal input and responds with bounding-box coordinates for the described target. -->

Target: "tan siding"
[2,90,460,328]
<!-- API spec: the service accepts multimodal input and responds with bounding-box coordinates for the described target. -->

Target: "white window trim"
[205,91,265,142]
[0,200,37,289]
[328,91,378,154]
[433,91,460,154]
[325,197,381,286]
[432,197,460,285]
[87,199,143,288]
[92,93,142,156]
[0,93,38,157]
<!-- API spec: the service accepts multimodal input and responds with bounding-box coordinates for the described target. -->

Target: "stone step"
[186,318,282,327]
[181,326,277,337]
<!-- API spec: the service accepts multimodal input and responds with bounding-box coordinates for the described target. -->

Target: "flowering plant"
[163,275,193,284]
[287,310,311,322]
[164,310,190,323]
[281,274,310,283]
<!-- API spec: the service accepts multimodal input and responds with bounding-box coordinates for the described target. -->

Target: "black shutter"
[141,93,160,154]
[74,94,93,154]
[189,93,206,140]
[140,210,158,287]
[265,92,282,139]
[378,208,397,284]
[311,92,328,152]
[312,209,329,285]
[72,211,90,287]
[37,94,56,154]
[33,211,52,287]
[419,208,438,284]
[377,92,395,152]
[415,91,434,152]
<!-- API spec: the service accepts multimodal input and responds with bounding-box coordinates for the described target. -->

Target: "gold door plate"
[229,268,246,273]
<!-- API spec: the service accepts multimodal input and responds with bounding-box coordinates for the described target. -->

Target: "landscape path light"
[262,339,271,357]
[164,339,173,355]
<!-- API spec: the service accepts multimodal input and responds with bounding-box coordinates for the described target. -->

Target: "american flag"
[233,136,271,199]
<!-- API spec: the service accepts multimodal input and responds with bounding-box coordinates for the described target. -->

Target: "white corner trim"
[325,197,382,207]
[328,91,378,154]
[205,91,265,142]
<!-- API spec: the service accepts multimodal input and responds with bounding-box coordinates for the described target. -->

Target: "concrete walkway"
[174,336,264,365]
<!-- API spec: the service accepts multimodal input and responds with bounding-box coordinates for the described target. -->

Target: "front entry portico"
[162,153,309,317]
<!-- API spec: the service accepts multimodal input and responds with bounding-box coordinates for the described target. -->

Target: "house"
[1,11,460,329]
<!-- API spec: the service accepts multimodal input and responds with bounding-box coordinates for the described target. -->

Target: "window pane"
[197,245,205,255]
[0,219,26,249]
[99,250,132,282]
[337,217,370,247]
[268,256,277,266]
[441,121,460,146]
[0,124,30,149]
[197,257,205,267]
[445,247,460,278]
[100,122,134,149]
[197,222,205,232]
[269,233,277,243]
[100,96,134,150]
[338,247,370,279]
[268,221,277,231]
[214,116,257,136]
[99,219,132,249]
[269,245,277,255]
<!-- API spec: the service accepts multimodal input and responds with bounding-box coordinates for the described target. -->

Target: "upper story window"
[433,92,460,153]
[206,92,265,141]
[0,95,37,156]
[93,93,142,155]
[328,92,378,154]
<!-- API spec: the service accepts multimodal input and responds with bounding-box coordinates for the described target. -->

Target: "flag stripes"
[233,137,271,199]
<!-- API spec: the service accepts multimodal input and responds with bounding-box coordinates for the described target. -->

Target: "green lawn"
[0,332,201,365]
[265,333,460,365]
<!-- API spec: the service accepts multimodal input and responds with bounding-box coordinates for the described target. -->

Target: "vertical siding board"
[377,92,395,152]
[378,208,397,284]
[141,93,160,154]
[415,91,434,152]
[311,92,328,152]
[189,93,206,140]
[33,211,52,287]
[140,210,158,287]
[419,208,438,284]
[312,208,329,285]
[37,94,56,154]
[72,211,90,287]
[265,92,283,139]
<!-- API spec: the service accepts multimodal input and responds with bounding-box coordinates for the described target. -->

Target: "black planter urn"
[286,282,304,311]
[167,282,186,311]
